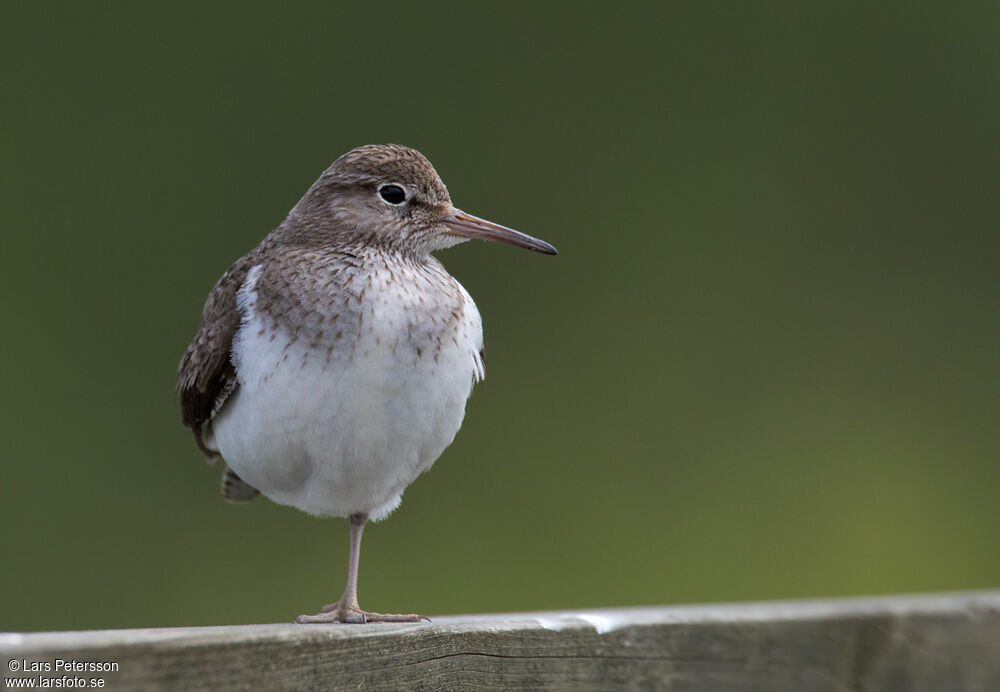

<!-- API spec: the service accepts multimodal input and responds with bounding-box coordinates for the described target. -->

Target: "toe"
[296,612,339,624]
[295,606,430,624]
[363,612,431,623]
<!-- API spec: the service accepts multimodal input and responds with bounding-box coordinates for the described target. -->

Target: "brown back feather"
[176,252,258,456]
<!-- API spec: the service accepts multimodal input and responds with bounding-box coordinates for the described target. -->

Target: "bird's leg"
[295,513,429,624]
[319,512,366,616]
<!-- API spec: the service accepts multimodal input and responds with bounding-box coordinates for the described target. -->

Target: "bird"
[176,144,557,623]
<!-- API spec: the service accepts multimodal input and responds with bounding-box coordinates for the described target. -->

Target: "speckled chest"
[244,248,480,374]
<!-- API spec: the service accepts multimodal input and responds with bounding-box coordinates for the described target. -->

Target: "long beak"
[442,209,558,255]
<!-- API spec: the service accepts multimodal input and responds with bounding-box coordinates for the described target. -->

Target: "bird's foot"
[296,600,429,624]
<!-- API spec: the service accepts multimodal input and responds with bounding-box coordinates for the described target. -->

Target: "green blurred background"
[2,3,998,632]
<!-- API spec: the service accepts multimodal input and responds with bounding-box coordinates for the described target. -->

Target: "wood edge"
[3,589,999,655]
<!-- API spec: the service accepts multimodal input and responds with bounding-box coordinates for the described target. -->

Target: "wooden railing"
[3,591,998,690]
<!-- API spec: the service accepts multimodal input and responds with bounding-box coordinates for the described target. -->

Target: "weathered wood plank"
[3,591,999,691]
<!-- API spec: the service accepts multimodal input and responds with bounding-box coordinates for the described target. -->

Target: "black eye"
[379,184,406,205]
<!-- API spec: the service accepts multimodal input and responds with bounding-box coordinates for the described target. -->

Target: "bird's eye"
[378,184,406,205]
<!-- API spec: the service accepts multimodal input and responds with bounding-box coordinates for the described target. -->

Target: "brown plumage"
[177,253,258,460]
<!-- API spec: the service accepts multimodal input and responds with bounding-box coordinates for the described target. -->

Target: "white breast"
[210,262,484,519]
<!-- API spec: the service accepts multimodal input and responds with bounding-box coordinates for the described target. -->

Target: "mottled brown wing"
[176,252,258,458]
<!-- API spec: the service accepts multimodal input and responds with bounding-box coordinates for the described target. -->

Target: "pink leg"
[296,513,429,624]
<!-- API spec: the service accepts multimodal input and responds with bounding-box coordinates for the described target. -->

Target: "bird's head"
[284,144,558,257]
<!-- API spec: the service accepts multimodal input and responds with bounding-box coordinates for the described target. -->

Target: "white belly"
[211,264,484,519]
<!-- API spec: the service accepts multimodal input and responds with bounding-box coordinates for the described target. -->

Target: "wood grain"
[3,591,999,691]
